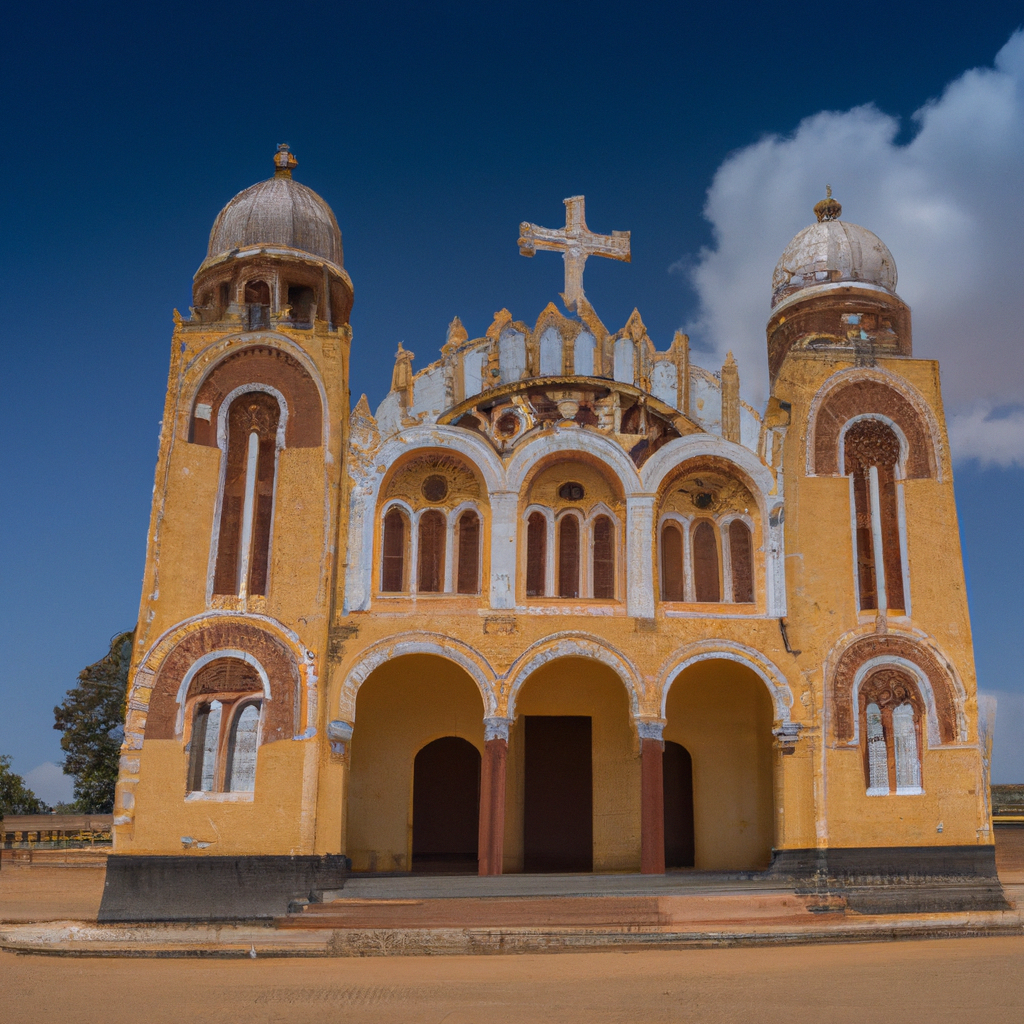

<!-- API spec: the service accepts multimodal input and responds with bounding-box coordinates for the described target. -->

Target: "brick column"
[639,720,666,875]
[479,717,513,875]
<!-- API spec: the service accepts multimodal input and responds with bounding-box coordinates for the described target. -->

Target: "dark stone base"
[768,845,1009,913]
[98,854,351,922]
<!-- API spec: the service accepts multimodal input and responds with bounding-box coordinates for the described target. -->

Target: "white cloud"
[23,761,74,807]
[683,30,1024,467]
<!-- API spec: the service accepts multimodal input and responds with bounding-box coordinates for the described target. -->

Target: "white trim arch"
[173,648,272,737]
[183,334,331,449]
[505,428,642,497]
[804,366,944,480]
[337,633,499,722]
[641,434,777,500]
[839,414,911,480]
[344,427,505,613]
[504,633,643,718]
[215,383,289,452]
[658,640,796,734]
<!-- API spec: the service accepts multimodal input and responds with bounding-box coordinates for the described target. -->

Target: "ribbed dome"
[206,145,343,267]
[771,192,896,308]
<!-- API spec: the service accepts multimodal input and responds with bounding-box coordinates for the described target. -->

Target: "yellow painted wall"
[346,654,486,872]
[664,659,774,870]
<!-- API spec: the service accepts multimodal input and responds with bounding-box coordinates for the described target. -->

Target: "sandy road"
[2,937,1024,1023]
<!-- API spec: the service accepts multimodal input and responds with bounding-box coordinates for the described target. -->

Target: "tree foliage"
[53,630,134,813]
[0,754,46,817]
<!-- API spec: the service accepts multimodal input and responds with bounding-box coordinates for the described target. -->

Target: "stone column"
[489,492,519,609]
[625,495,656,619]
[638,720,666,875]
[479,717,513,875]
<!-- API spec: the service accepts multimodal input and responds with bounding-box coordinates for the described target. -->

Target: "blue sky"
[2,3,1023,802]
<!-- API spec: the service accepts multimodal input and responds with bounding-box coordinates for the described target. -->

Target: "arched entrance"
[664,659,773,871]
[347,653,485,873]
[412,737,481,872]
[663,741,694,869]
[506,656,638,873]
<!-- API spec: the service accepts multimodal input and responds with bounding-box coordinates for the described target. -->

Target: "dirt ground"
[3,866,1024,1021]
[1,937,1023,1022]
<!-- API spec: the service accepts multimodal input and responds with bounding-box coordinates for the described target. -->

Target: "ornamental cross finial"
[518,196,630,313]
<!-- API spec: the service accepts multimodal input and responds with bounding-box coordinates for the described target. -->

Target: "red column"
[640,734,665,875]
[478,722,510,876]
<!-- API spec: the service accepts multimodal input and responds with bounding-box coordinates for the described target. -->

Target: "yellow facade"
[113,153,991,886]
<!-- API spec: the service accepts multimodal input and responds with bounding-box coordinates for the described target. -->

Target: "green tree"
[53,630,134,813]
[0,755,47,817]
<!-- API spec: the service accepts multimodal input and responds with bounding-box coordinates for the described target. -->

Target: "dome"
[206,145,343,267]
[771,189,896,308]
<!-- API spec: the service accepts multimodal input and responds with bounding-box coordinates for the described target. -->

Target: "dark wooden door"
[524,716,593,872]
[663,740,695,868]
[412,736,480,872]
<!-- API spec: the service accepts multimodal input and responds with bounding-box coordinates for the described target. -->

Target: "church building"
[107,146,996,909]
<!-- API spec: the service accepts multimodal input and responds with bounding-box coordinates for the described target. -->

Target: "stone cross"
[518,196,630,313]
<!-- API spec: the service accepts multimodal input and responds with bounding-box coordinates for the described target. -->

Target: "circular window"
[495,411,519,437]
[421,475,449,502]
[693,491,714,510]
[558,482,585,501]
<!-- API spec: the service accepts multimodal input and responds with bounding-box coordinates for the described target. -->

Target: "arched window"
[417,509,446,593]
[287,284,315,326]
[558,515,580,599]
[844,420,905,613]
[592,515,615,599]
[187,701,222,793]
[456,510,480,595]
[213,392,281,597]
[225,703,261,793]
[243,280,270,330]
[728,520,754,603]
[526,511,547,597]
[381,507,408,592]
[692,520,721,602]
[661,521,685,602]
[860,669,924,796]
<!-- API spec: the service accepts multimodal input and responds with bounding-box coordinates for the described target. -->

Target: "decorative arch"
[187,342,325,449]
[505,429,642,496]
[137,615,308,744]
[504,633,643,717]
[641,434,776,502]
[807,368,941,479]
[336,633,499,721]
[657,640,796,731]
[828,631,964,745]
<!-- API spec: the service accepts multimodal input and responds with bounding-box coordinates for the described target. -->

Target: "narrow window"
[456,510,480,594]
[243,280,270,330]
[558,516,580,598]
[893,704,922,793]
[661,521,685,601]
[526,512,547,597]
[845,420,905,613]
[592,515,615,599]
[287,284,316,326]
[214,393,280,597]
[728,520,754,603]
[865,703,889,795]
[225,703,261,793]
[692,520,721,602]
[417,509,446,593]
[381,507,408,592]
[188,701,222,793]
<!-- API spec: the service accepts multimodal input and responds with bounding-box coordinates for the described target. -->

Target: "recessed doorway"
[412,736,481,873]
[523,715,593,872]
[663,740,695,868]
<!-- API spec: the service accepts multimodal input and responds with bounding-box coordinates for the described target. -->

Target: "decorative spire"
[814,184,842,223]
[274,143,298,179]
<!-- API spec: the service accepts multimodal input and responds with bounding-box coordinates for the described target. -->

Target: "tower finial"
[274,143,298,179]
[814,185,842,222]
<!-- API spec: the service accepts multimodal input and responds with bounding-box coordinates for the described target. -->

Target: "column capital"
[636,718,666,741]
[484,716,514,742]
[327,719,353,755]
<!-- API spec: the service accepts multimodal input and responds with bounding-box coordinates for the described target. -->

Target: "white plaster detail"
[574,332,595,376]
[484,716,514,742]
[636,719,666,741]
[539,327,562,376]
[625,495,656,618]
[499,330,526,384]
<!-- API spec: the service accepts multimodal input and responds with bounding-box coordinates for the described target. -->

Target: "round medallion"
[694,491,714,510]
[421,475,449,502]
[495,411,519,438]
[558,482,585,501]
